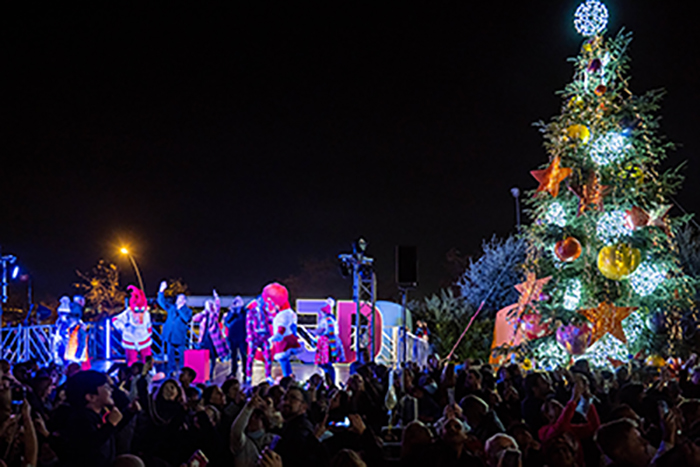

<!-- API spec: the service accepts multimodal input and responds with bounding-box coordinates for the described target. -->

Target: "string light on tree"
[597,210,633,244]
[574,0,609,37]
[629,262,667,297]
[589,132,630,166]
[563,279,582,311]
[533,340,569,371]
[545,202,567,227]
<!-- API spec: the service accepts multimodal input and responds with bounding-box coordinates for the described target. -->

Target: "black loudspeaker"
[396,245,418,287]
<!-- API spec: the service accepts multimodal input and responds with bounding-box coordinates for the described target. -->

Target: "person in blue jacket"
[157,280,192,375]
[223,295,247,378]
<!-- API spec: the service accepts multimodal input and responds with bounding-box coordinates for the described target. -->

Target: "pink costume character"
[245,296,273,384]
[113,285,152,366]
[265,283,301,378]
[315,298,344,383]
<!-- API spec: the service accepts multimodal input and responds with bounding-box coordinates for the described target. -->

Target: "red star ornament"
[577,302,637,345]
[531,156,573,198]
[568,172,610,215]
[507,272,552,318]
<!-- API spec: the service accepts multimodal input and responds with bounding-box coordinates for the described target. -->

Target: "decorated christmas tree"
[496,0,697,369]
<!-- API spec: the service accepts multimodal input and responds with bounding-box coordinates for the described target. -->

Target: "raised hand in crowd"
[258,446,283,467]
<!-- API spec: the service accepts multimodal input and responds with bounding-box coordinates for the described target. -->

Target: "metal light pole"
[120,248,145,293]
[339,238,377,364]
[511,187,521,231]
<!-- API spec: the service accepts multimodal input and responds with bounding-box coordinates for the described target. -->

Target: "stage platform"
[90,359,351,386]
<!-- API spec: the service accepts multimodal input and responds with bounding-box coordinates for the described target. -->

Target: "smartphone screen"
[330,417,350,427]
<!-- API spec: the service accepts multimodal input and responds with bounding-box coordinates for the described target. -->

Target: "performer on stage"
[53,296,89,368]
[70,295,85,319]
[315,298,344,384]
[224,295,246,378]
[266,282,301,378]
[112,285,152,366]
[245,295,273,385]
[193,289,229,380]
[158,280,192,375]
[52,297,73,366]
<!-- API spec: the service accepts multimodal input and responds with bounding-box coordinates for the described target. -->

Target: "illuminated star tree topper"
[574,0,609,37]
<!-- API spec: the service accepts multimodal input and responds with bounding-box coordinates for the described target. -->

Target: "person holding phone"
[538,375,600,466]
[229,390,279,467]
[275,386,329,465]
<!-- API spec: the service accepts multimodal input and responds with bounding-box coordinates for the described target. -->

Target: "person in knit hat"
[265,282,301,378]
[113,285,153,366]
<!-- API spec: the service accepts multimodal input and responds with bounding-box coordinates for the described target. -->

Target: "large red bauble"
[555,237,582,262]
[520,313,550,340]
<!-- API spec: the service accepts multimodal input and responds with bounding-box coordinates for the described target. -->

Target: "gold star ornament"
[531,156,573,198]
[569,172,610,215]
[577,302,637,345]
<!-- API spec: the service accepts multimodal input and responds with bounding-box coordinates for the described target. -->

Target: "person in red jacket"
[538,374,600,466]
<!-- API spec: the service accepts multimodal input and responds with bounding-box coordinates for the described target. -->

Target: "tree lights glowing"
[545,202,567,227]
[563,279,581,311]
[574,0,609,37]
[629,262,667,297]
[533,340,569,371]
[589,132,629,166]
[495,4,694,368]
[596,210,633,244]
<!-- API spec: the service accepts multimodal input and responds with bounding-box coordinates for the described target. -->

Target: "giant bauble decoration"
[567,124,591,144]
[597,243,641,280]
[555,237,582,262]
[520,313,550,340]
[556,323,591,355]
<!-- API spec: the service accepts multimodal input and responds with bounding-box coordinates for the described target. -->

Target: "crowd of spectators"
[3,351,700,466]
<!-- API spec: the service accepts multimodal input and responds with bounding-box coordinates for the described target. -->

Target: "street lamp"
[120,247,145,293]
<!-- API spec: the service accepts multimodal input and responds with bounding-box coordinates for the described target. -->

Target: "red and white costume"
[264,283,301,376]
[113,285,152,366]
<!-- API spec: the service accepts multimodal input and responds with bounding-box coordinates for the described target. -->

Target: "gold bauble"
[597,243,642,280]
[566,124,591,144]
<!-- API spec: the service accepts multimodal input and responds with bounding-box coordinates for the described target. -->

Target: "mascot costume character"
[315,298,345,383]
[245,295,273,384]
[113,285,153,366]
[265,282,301,378]
[53,296,89,368]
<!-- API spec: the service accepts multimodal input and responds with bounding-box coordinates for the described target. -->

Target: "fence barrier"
[1,321,428,367]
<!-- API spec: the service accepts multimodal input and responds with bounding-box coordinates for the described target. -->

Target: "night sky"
[4,1,700,303]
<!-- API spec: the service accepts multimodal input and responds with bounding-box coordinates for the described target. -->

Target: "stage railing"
[1,325,55,366]
[1,321,431,367]
[379,327,430,368]
[0,321,196,365]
